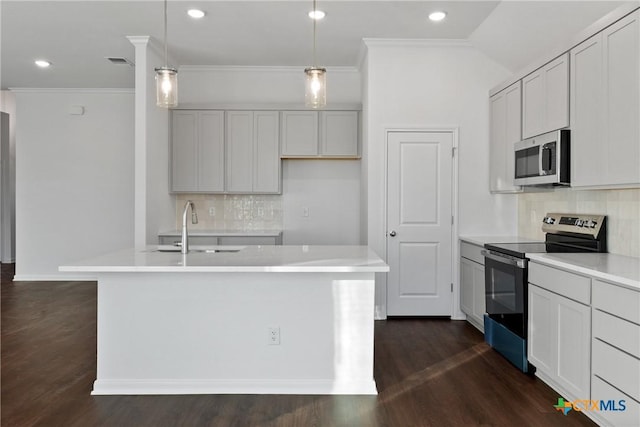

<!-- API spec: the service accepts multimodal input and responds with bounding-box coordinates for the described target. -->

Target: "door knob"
[389,230,397,237]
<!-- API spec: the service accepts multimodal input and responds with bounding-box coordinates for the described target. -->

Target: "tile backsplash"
[518,188,640,257]
[175,194,283,231]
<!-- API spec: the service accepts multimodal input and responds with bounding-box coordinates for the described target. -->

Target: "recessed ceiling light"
[35,60,51,68]
[308,10,326,20]
[428,11,447,22]
[187,9,205,19]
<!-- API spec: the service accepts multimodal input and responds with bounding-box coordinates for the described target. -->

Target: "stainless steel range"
[481,213,607,373]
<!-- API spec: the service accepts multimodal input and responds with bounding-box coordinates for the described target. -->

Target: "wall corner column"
[127,36,150,248]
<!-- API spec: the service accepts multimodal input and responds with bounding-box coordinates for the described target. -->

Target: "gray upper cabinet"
[280,111,359,158]
[319,111,359,157]
[171,110,281,194]
[280,111,318,156]
[489,81,522,193]
[171,110,224,193]
[522,53,569,139]
[226,111,281,194]
[571,10,640,188]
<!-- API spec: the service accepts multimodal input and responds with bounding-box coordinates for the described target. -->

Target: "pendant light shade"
[155,67,178,107]
[305,67,326,109]
[155,0,177,108]
[305,0,326,108]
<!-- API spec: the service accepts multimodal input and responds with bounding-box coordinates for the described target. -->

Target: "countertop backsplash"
[175,194,283,232]
[518,188,640,258]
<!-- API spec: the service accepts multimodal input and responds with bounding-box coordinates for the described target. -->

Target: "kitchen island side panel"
[93,272,376,395]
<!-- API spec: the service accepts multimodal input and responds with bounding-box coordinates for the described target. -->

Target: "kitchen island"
[59,245,389,396]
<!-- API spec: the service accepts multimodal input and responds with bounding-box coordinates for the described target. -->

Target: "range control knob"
[576,219,584,227]
[543,217,555,224]
[589,220,597,228]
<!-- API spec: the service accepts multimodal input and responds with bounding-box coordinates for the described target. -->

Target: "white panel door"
[386,131,453,316]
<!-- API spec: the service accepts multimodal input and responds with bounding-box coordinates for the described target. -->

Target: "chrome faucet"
[181,200,198,254]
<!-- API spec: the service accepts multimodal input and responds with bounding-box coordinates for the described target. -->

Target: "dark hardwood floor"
[1,263,596,426]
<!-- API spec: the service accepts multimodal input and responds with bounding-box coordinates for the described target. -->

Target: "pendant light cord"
[312,0,317,67]
[163,0,168,67]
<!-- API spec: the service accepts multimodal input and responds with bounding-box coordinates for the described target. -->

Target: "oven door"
[482,250,527,338]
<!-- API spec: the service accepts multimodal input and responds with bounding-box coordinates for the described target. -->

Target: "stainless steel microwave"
[514,129,570,186]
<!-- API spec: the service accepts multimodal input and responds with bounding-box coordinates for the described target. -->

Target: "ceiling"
[0,1,630,90]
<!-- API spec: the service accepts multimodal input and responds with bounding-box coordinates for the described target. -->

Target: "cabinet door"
[253,111,281,193]
[529,283,591,400]
[460,258,475,317]
[522,53,569,139]
[544,54,570,133]
[490,81,521,192]
[280,111,318,156]
[528,284,555,375]
[570,34,604,187]
[171,111,198,192]
[472,263,485,322]
[225,111,253,193]
[319,111,358,157]
[522,71,545,139]
[603,11,640,185]
[198,111,225,192]
[556,295,591,399]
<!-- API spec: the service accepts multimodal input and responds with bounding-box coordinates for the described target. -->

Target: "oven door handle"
[481,250,526,269]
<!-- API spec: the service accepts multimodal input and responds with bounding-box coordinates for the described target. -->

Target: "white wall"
[282,160,360,245]
[178,66,361,105]
[0,90,16,262]
[362,41,518,316]
[14,90,135,280]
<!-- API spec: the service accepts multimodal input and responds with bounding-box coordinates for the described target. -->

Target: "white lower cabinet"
[460,242,485,331]
[528,263,591,401]
[529,260,640,426]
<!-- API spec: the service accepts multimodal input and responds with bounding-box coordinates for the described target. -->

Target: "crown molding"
[8,88,134,94]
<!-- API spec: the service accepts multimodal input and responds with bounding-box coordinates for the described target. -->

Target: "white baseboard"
[92,379,378,396]
[13,274,97,282]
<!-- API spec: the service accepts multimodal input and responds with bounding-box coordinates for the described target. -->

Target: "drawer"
[528,262,591,305]
[592,339,640,402]
[460,242,484,264]
[593,280,640,325]
[592,375,640,427]
[593,310,640,358]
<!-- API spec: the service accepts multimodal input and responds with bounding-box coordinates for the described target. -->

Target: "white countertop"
[459,235,542,246]
[158,229,282,237]
[59,245,389,274]
[527,252,640,291]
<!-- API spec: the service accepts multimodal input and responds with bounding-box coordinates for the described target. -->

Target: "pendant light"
[155,0,178,107]
[304,0,326,108]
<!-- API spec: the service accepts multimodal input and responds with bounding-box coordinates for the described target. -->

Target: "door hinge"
[452,147,456,157]
[451,283,453,292]
[451,215,454,225]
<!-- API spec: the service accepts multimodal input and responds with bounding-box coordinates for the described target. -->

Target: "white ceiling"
[0,1,630,90]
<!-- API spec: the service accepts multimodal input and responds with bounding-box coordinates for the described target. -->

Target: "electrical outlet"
[209,207,216,217]
[268,327,280,345]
